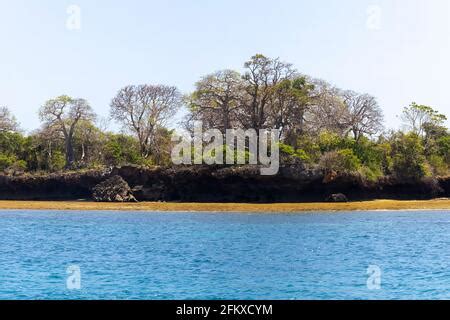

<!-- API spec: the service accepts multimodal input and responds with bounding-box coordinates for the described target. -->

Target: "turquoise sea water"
[0,210,450,300]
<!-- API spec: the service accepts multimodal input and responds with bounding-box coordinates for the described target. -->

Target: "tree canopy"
[0,54,448,180]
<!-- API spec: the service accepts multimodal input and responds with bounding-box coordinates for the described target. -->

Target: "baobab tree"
[39,95,96,168]
[187,70,242,133]
[270,76,315,146]
[110,84,182,158]
[305,80,350,137]
[342,90,384,141]
[239,54,296,131]
[0,106,19,132]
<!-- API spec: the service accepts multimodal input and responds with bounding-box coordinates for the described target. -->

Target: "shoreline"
[0,199,449,212]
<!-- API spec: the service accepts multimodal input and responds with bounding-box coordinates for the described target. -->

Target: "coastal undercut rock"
[326,193,349,203]
[0,166,449,202]
[92,175,137,202]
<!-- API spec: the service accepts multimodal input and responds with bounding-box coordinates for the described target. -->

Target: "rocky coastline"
[0,165,448,203]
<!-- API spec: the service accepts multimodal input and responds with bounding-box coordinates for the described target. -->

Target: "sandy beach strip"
[0,199,448,212]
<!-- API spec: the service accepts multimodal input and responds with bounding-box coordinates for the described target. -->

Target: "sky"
[0,0,449,133]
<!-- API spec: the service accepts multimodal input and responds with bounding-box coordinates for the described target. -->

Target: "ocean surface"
[0,210,450,300]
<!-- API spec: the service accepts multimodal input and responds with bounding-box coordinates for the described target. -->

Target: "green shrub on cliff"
[103,134,142,166]
[0,131,24,152]
[437,135,450,164]
[318,132,344,153]
[0,154,15,171]
[428,155,448,176]
[49,151,66,172]
[351,137,388,177]
[0,154,28,173]
[391,132,430,180]
[295,136,321,162]
[7,160,27,173]
[279,143,311,162]
[319,149,361,173]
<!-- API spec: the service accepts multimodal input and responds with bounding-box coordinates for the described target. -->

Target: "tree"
[73,120,104,166]
[26,126,64,171]
[39,95,96,168]
[305,80,350,137]
[342,91,384,141]
[318,149,361,174]
[305,86,384,141]
[391,132,429,180]
[239,54,295,132]
[271,76,315,146]
[402,103,447,137]
[0,130,28,173]
[110,85,182,158]
[102,133,142,166]
[187,70,242,133]
[150,127,175,165]
[437,135,450,165]
[0,131,26,157]
[0,106,19,132]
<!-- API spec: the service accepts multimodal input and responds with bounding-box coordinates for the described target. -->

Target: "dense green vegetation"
[0,54,448,180]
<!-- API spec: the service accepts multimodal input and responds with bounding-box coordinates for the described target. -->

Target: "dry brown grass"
[0,199,448,212]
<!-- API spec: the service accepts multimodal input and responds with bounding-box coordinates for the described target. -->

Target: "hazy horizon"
[1,0,449,133]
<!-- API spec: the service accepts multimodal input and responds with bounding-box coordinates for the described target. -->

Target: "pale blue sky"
[0,0,449,132]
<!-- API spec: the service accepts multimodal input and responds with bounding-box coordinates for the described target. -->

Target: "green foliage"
[0,153,28,173]
[391,133,430,180]
[194,144,253,165]
[279,143,295,155]
[0,131,31,173]
[279,143,311,162]
[148,128,175,166]
[0,154,16,171]
[373,142,393,175]
[103,134,142,166]
[275,77,314,107]
[402,103,447,136]
[314,133,384,180]
[319,149,361,173]
[317,131,342,153]
[0,64,449,182]
[0,131,26,157]
[50,151,66,172]
[351,137,389,177]
[428,155,448,176]
[294,149,310,162]
[337,149,362,172]
[358,166,383,182]
[436,135,450,163]
[298,138,321,161]
[9,160,27,172]
[317,131,355,152]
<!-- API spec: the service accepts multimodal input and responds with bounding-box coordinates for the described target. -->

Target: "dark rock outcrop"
[326,193,349,203]
[438,176,450,197]
[0,170,108,200]
[0,165,448,202]
[92,176,137,202]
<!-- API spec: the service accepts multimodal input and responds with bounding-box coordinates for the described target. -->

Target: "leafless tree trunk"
[0,106,19,132]
[240,54,295,133]
[39,96,96,168]
[186,70,242,133]
[342,90,384,141]
[110,85,182,158]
